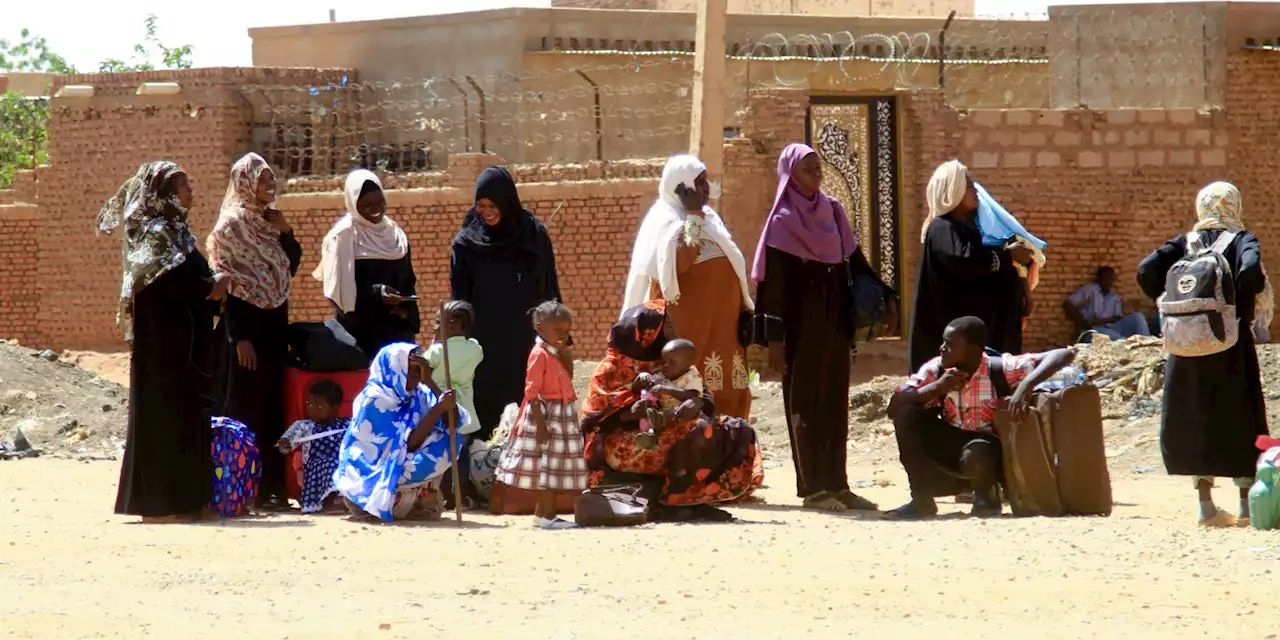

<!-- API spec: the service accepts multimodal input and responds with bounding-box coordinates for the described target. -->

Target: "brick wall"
[719,79,1261,353]
[0,204,42,345]
[9,53,1280,358]
[35,67,352,349]
[278,156,662,352]
[947,106,1231,349]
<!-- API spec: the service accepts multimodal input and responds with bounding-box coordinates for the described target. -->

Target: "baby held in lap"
[633,339,703,450]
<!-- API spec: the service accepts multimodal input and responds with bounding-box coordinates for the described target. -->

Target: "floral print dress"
[333,343,467,522]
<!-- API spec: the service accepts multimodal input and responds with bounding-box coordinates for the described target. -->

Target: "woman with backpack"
[1138,181,1274,527]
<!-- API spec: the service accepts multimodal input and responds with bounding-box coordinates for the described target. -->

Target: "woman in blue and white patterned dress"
[334,342,466,522]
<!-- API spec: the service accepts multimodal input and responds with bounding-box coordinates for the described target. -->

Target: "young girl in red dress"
[495,301,587,529]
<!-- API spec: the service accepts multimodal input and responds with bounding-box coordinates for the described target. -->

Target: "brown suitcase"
[995,384,1113,517]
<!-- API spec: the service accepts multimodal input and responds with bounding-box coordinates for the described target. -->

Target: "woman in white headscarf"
[208,152,301,510]
[313,169,416,360]
[622,153,755,418]
[1138,181,1273,527]
[907,160,1034,371]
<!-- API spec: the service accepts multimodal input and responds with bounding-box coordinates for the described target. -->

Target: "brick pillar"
[737,87,808,159]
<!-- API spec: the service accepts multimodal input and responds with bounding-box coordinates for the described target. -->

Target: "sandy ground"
[5,341,1280,638]
[4,459,1279,640]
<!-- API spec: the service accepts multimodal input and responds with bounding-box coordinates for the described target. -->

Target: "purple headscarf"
[749,143,859,282]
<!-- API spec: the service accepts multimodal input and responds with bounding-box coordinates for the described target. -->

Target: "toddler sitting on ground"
[277,379,348,514]
[633,339,703,450]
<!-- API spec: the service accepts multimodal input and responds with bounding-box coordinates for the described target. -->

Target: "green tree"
[0,93,48,188]
[98,15,194,73]
[0,28,76,74]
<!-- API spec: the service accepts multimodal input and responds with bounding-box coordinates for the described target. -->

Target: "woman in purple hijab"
[752,142,898,513]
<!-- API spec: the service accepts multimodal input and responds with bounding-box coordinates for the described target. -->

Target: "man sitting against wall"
[1063,266,1154,341]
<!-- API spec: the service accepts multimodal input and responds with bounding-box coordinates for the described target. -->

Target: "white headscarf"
[621,154,753,315]
[311,170,410,313]
[1191,181,1274,328]
[922,159,969,242]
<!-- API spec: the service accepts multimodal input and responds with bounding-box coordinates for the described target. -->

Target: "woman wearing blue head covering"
[334,342,466,522]
[908,160,1039,372]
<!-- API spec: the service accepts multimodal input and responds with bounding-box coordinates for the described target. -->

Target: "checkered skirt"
[495,400,588,492]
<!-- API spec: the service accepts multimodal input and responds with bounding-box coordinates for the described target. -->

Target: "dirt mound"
[0,342,128,460]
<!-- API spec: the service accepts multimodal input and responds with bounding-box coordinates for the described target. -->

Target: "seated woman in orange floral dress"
[581,301,764,522]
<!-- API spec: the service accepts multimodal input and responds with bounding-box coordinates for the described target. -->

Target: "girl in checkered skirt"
[495,301,587,529]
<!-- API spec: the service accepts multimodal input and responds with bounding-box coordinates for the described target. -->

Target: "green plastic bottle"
[1249,449,1280,530]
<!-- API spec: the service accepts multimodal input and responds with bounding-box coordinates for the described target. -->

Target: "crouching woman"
[335,343,466,522]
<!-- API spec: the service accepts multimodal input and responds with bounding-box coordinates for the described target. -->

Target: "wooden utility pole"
[689,0,728,188]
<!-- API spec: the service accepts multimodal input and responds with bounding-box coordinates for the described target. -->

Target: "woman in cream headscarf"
[1138,181,1273,528]
[313,169,417,360]
[622,154,754,418]
[908,160,1034,371]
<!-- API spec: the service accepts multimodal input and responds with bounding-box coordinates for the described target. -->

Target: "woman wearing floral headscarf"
[99,161,229,523]
[622,154,754,418]
[334,343,463,522]
[581,301,764,522]
[1139,181,1274,527]
[207,152,302,510]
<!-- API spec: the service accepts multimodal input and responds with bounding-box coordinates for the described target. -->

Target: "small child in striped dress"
[495,301,587,529]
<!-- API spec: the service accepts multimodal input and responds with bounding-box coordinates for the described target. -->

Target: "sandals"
[802,491,847,512]
[835,490,878,511]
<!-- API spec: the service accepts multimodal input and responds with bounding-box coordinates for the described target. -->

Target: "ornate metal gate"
[805,96,903,322]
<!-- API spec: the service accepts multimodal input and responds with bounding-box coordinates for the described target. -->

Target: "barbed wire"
[233,8,1229,179]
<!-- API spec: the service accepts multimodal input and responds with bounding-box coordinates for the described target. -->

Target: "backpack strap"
[1209,230,1238,255]
[984,347,1012,398]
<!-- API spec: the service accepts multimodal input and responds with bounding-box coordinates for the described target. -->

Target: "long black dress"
[335,249,421,359]
[908,215,1024,372]
[451,226,560,440]
[218,231,302,502]
[451,167,562,441]
[756,246,896,498]
[1138,230,1270,479]
[115,251,218,516]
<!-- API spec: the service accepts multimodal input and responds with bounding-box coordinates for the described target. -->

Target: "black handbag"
[738,310,766,348]
[574,484,649,527]
[287,321,370,372]
[850,264,887,332]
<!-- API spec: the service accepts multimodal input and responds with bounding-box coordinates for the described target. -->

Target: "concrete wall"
[552,0,972,16]
[249,8,1048,165]
[0,72,57,97]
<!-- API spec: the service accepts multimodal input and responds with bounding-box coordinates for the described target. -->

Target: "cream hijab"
[621,154,753,314]
[1192,181,1274,327]
[921,159,969,242]
[311,170,410,313]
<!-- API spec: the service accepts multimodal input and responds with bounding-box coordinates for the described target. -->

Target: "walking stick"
[439,301,465,525]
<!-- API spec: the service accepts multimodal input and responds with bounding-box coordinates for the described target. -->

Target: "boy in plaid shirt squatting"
[495,301,587,529]
[883,316,1076,520]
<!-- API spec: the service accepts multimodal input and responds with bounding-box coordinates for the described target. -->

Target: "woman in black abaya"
[99,161,229,523]
[1138,181,1273,527]
[908,160,1032,372]
[450,167,561,441]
